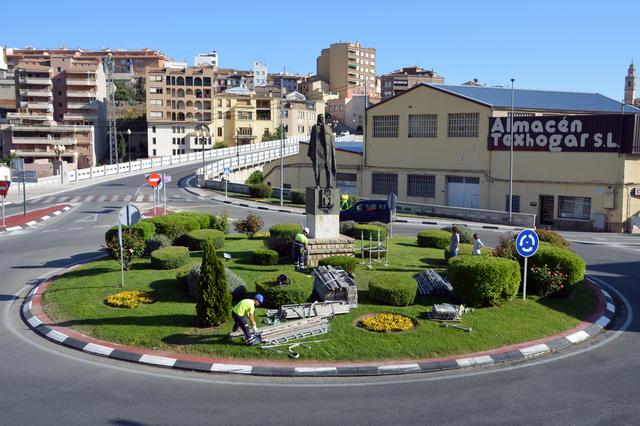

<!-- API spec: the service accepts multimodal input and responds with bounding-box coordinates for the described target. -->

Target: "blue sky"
[3,0,638,100]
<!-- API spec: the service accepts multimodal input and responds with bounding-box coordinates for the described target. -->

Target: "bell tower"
[624,62,636,105]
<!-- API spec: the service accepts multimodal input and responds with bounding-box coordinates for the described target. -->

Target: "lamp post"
[53,144,66,184]
[508,78,515,222]
[279,73,285,207]
[126,128,132,172]
[195,124,210,187]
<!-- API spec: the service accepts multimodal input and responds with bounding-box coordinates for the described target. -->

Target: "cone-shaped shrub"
[196,242,231,326]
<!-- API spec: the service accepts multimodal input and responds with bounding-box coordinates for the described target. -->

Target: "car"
[339,199,391,223]
[340,130,350,136]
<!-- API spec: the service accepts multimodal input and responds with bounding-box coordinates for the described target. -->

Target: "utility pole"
[508,78,515,222]
[279,68,285,207]
[103,54,118,165]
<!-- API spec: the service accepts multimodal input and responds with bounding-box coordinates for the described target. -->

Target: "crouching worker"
[231,294,263,345]
[293,227,309,272]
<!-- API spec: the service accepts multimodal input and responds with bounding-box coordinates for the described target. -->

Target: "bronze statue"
[307,114,336,188]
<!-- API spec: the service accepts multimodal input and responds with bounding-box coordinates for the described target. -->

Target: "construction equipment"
[261,339,328,359]
[425,303,471,321]
[441,323,472,333]
[416,270,454,298]
[266,301,351,321]
[313,265,358,307]
[230,317,329,345]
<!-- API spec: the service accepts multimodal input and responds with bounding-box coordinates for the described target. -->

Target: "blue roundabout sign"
[516,229,539,258]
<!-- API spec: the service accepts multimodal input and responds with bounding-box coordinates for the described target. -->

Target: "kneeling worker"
[231,294,263,345]
[294,227,309,272]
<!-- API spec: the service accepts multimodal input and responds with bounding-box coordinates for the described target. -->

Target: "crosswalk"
[27,194,201,205]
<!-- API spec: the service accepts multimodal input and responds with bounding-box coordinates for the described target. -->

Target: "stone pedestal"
[306,236,356,267]
[305,187,340,239]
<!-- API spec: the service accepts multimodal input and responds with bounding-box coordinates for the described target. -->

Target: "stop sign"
[147,173,161,187]
[0,181,9,197]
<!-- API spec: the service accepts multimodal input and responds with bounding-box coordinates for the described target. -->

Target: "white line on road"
[41,215,51,220]
[97,195,107,202]
[135,195,144,202]
[110,195,119,202]
[58,196,69,202]
[26,221,37,226]
[5,226,22,231]
[68,227,84,231]
[43,196,56,203]
[124,195,132,202]
[84,195,94,202]
[70,196,81,203]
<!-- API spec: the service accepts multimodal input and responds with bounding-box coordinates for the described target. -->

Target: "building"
[364,83,640,232]
[316,42,377,100]
[298,76,339,102]
[253,62,267,87]
[380,66,444,99]
[624,62,639,105]
[5,47,171,80]
[145,64,324,157]
[270,72,301,93]
[195,51,218,68]
[1,54,107,175]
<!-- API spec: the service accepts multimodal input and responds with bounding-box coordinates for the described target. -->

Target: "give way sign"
[147,173,161,187]
[0,181,10,197]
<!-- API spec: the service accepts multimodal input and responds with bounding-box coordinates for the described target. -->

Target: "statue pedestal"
[306,236,356,267]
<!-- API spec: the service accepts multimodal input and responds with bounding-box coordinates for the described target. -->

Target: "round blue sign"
[516,229,539,258]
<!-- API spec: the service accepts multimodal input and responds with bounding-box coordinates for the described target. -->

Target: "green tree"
[0,152,18,167]
[118,133,127,162]
[262,127,286,141]
[196,242,231,326]
[114,81,135,101]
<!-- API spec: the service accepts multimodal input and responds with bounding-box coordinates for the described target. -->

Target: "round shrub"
[255,274,313,308]
[185,229,225,251]
[448,256,521,307]
[150,246,190,270]
[173,211,214,230]
[318,256,357,273]
[250,248,279,265]
[536,229,570,249]
[417,229,451,249]
[105,225,127,244]
[339,220,357,235]
[441,224,473,244]
[249,183,273,199]
[344,224,387,240]
[245,170,263,184]
[144,234,172,255]
[131,220,156,240]
[290,190,306,204]
[269,224,302,240]
[527,245,585,296]
[266,224,302,256]
[368,274,417,306]
[147,214,201,242]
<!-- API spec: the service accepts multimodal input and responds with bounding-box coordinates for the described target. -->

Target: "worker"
[231,294,264,345]
[294,227,309,272]
[340,192,350,210]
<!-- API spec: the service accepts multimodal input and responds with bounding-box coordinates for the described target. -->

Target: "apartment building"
[316,42,377,99]
[145,65,324,157]
[5,47,170,80]
[364,83,640,232]
[1,55,107,175]
[380,66,444,99]
[195,51,219,68]
[298,76,339,102]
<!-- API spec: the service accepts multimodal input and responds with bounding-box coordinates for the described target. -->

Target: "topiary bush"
[441,224,473,244]
[249,183,272,199]
[131,220,156,241]
[368,274,417,306]
[150,246,190,270]
[144,234,172,255]
[105,232,145,270]
[318,256,357,273]
[234,213,264,239]
[245,170,263,184]
[417,229,451,249]
[448,256,521,307]
[266,224,302,257]
[196,242,231,326]
[344,224,387,240]
[536,229,570,249]
[255,274,313,308]
[339,220,357,235]
[173,211,213,230]
[175,264,192,291]
[290,190,306,205]
[147,214,201,242]
[527,245,585,297]
[250,248,279,265]
[185,229,225,251]
[105,225,127,244]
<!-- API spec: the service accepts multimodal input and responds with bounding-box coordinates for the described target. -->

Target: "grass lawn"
[212,190,304,208]
[42,235,597,362]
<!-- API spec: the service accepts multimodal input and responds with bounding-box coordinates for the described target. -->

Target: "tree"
[0,152,18,167]
[196,242,232,326]
[114,81,135,101]
[244,170,263,184]
[262,127,286,141]
[118,133,127,162]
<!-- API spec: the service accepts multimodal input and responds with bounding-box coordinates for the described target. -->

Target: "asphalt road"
[1,164,639,425]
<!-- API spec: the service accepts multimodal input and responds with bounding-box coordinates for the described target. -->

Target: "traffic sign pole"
[118,222,124,288]
[162,173,167,213]
[523,257,528,302]
[22,178,26,216]
[2,195,5,227]
[516,229,540,302]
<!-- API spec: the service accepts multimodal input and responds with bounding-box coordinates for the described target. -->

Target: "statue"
[308,114,336,188]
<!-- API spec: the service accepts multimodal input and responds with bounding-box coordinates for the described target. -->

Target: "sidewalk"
[0,204,71,232]
[184,186,525,232]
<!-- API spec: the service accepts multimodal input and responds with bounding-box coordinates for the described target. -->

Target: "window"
[150,99,163,106]
[372,173,398,195]
[409,114,437,138]
[407,175,435,198]
[504,195,521,213]
[150,75,163,82]
[152,138,156,145]
[337,172,357,194]
[372,115,398,138]
[186,77,193,86]
[57,67,61,72]
[218,127,222,137]
[171,126,175,133]
[149,111,162,118]
[152,126,156,133]
[448,113,479,138]
[558,196,591,220]
[172,137,176,144]
[149,87,163,94]
[58,90,62,95]
[172,149,176,155]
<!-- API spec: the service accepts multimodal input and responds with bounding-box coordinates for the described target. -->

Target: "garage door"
[446,176,480,208]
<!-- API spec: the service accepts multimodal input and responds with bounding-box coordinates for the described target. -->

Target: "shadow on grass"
[536,281,597,322]
[59,313,197,328]
[147,279,191,303]
[162,332,232,347]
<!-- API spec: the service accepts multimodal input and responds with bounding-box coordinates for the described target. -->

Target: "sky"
[3,0,639,100]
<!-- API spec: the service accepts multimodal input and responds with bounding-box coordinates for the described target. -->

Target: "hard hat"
[303,227,310,234]
[255,293,264,304]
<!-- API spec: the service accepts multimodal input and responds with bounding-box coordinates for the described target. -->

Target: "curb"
[0,205,72,233]
[21,264,615,377]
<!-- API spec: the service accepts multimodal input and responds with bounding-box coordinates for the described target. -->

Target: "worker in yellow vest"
[294,227,309,272]
[231,294,263,345]
[341,192,350,210]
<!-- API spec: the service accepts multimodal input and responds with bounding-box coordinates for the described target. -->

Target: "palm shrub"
[196,242,232,326]
[448,256,521,307]
[234,213,264,239]
[248,183,272,199]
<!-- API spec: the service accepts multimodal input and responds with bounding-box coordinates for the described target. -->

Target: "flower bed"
[358,313,415,333]
[104,291,154,309]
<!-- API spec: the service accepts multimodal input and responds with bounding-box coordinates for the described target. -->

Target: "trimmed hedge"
[269,223,302,240]
[441,224,473,244]
[368,274,417,306]
[185,229,225,251]
[249,183,273,199]
[266,224,302,256]
[318,256,357,273]
[250,248,279,265]
[255,274,313,308]
[174,211,213,230]
[147,214,201,242]
[175,264,192,291]
[150,246,190,270]
[527,245,585,296]
[105,225,127,244]
[131,220,156,240]
[344,224,387,240]
[290,190,306,204]
[417,230,451,249]
[448,256,521,307]
[536,229,570,249]
[144,234,172,255]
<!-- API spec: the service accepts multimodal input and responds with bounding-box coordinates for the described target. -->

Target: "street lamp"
[126,128,132,171]
[508,78,515,222]
[53,144,66,184]
[195,124,210,187]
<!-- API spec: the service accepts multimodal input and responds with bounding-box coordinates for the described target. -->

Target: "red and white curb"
[21,273,614,377]
[2,206,71,232]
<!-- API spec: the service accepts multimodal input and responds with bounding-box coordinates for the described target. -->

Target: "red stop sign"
[147,173,161,187]
[0,181,9,197]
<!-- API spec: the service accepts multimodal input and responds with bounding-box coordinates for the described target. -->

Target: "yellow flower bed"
[105,291,154,309]
[360,313,414,333]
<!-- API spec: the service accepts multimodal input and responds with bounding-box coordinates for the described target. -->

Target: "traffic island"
[0,204,71,232]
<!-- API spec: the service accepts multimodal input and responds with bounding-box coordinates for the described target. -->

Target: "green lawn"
[212,190,304,207]
[42,235,596,362]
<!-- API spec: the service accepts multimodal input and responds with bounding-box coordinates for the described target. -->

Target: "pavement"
[0,204,72,232]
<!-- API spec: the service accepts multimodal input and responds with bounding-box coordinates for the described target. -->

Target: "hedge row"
[368,274,417,306]
[265,224,302,257]
[255,274,313,308]
[527,245,585,296]
[150,246,190,270]
[250,248,279,265]
[318,256,357,273]
[146,212,227,242]
[417,230,451,249]
[448,256,521,307]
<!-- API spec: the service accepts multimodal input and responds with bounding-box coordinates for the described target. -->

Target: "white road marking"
[77,214,98,223]
[607,302,615,312]
[139,354,176,367]
[519,344,550,358]
[70,196,81,203]
[210,364,252,374]
[83,343,114,356]
[378,364,420,373]
[124,195,132,202]
[46,329,69,343]
[42,229,60,233]
[63,206,70,211]
[68,227,84,231]
[84,195,94,202]
[110,195,119,202]
[43,196,56,203]
[566,330,589,344]
[97,195,108,202]
[456,356,494,367]
[26,221,38,226]
[53,211,61,215]
[135,194,144,202]
[596,316,611,328]
[58,196,69,202]
[41,215,50,220]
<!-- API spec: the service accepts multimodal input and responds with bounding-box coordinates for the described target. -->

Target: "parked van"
[339,199,391,223]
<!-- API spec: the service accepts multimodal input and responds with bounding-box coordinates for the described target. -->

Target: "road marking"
[84,195,94,202]
[139,354,176,367]
[83,343,114,356]
[5,226,22,232]
[70,196,81,203]
[210,363,252,374]
[68,227,84,231]
[46,329,69,343]
[456,356,494,367]
[41,215,51,220]
[43,196,56,203]
[26,221,38,226]
[135,194,144,202]
[58,196,69,202]
[42,229,60,233]
[124,195,132,202]
[63,206,71,211]
[30,197,43,204]
[110,195,119,202]
[519,344,550,358]
[77,214,98,223]
[97,195,107,202]
[53,211,61,215]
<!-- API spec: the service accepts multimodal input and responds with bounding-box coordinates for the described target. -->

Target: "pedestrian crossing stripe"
[25,194,196,204]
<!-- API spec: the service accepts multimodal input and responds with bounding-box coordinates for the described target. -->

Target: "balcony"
[67,102,98,110]
[19,77,52,85]
[12,150,77,158]
[12,136,77,145]
[20,89,52,97]
[67,90,96,98]
[66,79,97,86]
[12,124,92,132]
[7,112,51,121]
[64,113,98,121]
[26,102,53,111]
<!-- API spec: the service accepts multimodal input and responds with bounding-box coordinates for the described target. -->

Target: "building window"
[448,113,479,138]
[504,195,521,213]
[407,175,435,198]
[558,196,591,220]
[150,75,163,82]
[149,111,162,118]
[218,127,222,137]
[150,87,163,94]
[150,99,162,106]
[152,126,156,133]
[152,149,156,155]
[408,114,437,138]
[372,115,399,138]
[372,173,398,195]
[152,137,156,145]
